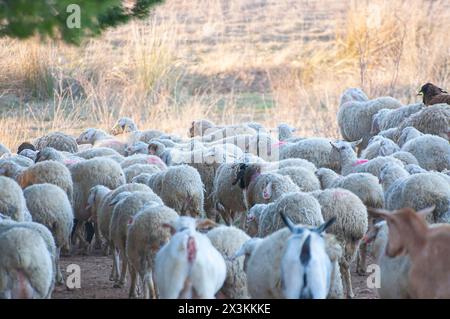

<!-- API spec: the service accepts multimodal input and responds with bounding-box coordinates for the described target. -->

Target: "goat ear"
[416,205,435,219]
[279,210,296,232]
[351,138,363,148]
[196,218,217,230]
[314,216,336,233]
[367,207,392,220]
[262,181,272,200]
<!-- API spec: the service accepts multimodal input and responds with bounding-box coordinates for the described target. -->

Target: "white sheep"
[23,183,73,285]
[126,203,179,298]
[206,226,250,299]
[401,134,450,171]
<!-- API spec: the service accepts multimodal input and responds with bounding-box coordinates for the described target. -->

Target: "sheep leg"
[92,221,103,250]
[114,249,128,288]
[128,266,138,298]
[110,244,120,282]
[340,262,354,299]
[74,220,90,255]
[356,243,367,276]
[141,273,150,299]
[55,247,64,285]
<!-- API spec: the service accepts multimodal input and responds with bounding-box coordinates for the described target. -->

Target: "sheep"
[339,87,369,106]
[369,206,450,298]
[123,164,161,183]
[275,123,297,141]
[212,162,248,226]
[233,163,301,209]
[262,158,317,173]
[242,225,344,299]
[245,192,324,237]
[144,165,205,217]
[276,167,321,192]
[188,120,257,142]
[371,103,424,135]
[206,226,250,299]
[76,146,123,160]
[337,91,402,150]
[396,126,424,147]
[0,153,35,167]
[279,137,339,170]
[315,168,384,208]
[76,128,127,155]
[23,183,73,285]
[110,117,164,143]
[126,203,179,299]
[70,157,126,252]
[124,141,149,156]
[405,164,427,174]
[381,168,450,224]
[360,136,400,160]
[33,131,78,153]
[310,188,368,298]
[401,134,450,171]
[109,191,163,288]
[0,226,54,299]
[0,160,74,204]
[315,167,383,275]
[390,151,419,166]
[396,104,450,141]
[0,219,57,298]
[0,176,27,221]
[91,183,152,251]
[377,127,398,140]
[329,140,404,176]
[35,147,84,166]
[154,216,226,299]
[120,154,167,171]
[417,82,450,106]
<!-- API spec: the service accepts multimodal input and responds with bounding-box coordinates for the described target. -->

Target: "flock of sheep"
[0,82,449,299]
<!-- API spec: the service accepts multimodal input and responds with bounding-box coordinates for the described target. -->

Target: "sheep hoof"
[113,282,123,288]
[93,240,103,250]
[356,268,367,276]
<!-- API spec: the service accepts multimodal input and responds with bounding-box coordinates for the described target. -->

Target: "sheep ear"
[367,207,393,220]
[314,216,336,233]
[262,181,272,200]
[196,218,217,231]
[279,210,296,233]
[351,138,363,148]
[416,205,435,219]
[162,223,176,235]
[329,142,338,149]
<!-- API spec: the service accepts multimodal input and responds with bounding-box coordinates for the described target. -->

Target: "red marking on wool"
[333,190,348,200]
[352,159,368,166]
[272,141,287,148]
[263,189,271,200]
[64,159,79,165]
[187,237,196,264]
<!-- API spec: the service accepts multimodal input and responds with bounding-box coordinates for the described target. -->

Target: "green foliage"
[0,0,164,45]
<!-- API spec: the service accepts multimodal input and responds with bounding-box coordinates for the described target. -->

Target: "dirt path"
[53,253,378,299]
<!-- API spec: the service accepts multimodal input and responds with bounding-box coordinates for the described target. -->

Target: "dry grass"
[0,0,449,150]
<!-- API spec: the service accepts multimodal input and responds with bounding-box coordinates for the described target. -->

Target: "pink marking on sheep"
[272,141,287,148]
[352,159,368,166]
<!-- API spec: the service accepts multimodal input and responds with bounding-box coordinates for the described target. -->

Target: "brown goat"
[368,206,450,299]
[418,83,450,106]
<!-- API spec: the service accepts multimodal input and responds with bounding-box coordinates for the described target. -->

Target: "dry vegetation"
[1,0,449,150]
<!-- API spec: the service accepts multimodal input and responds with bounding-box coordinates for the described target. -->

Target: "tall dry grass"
[0,0,449,150]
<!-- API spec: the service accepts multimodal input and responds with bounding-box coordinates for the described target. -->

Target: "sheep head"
[232,163,261,189]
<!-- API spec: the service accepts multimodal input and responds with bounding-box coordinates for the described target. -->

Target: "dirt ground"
[52,251,378,299]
